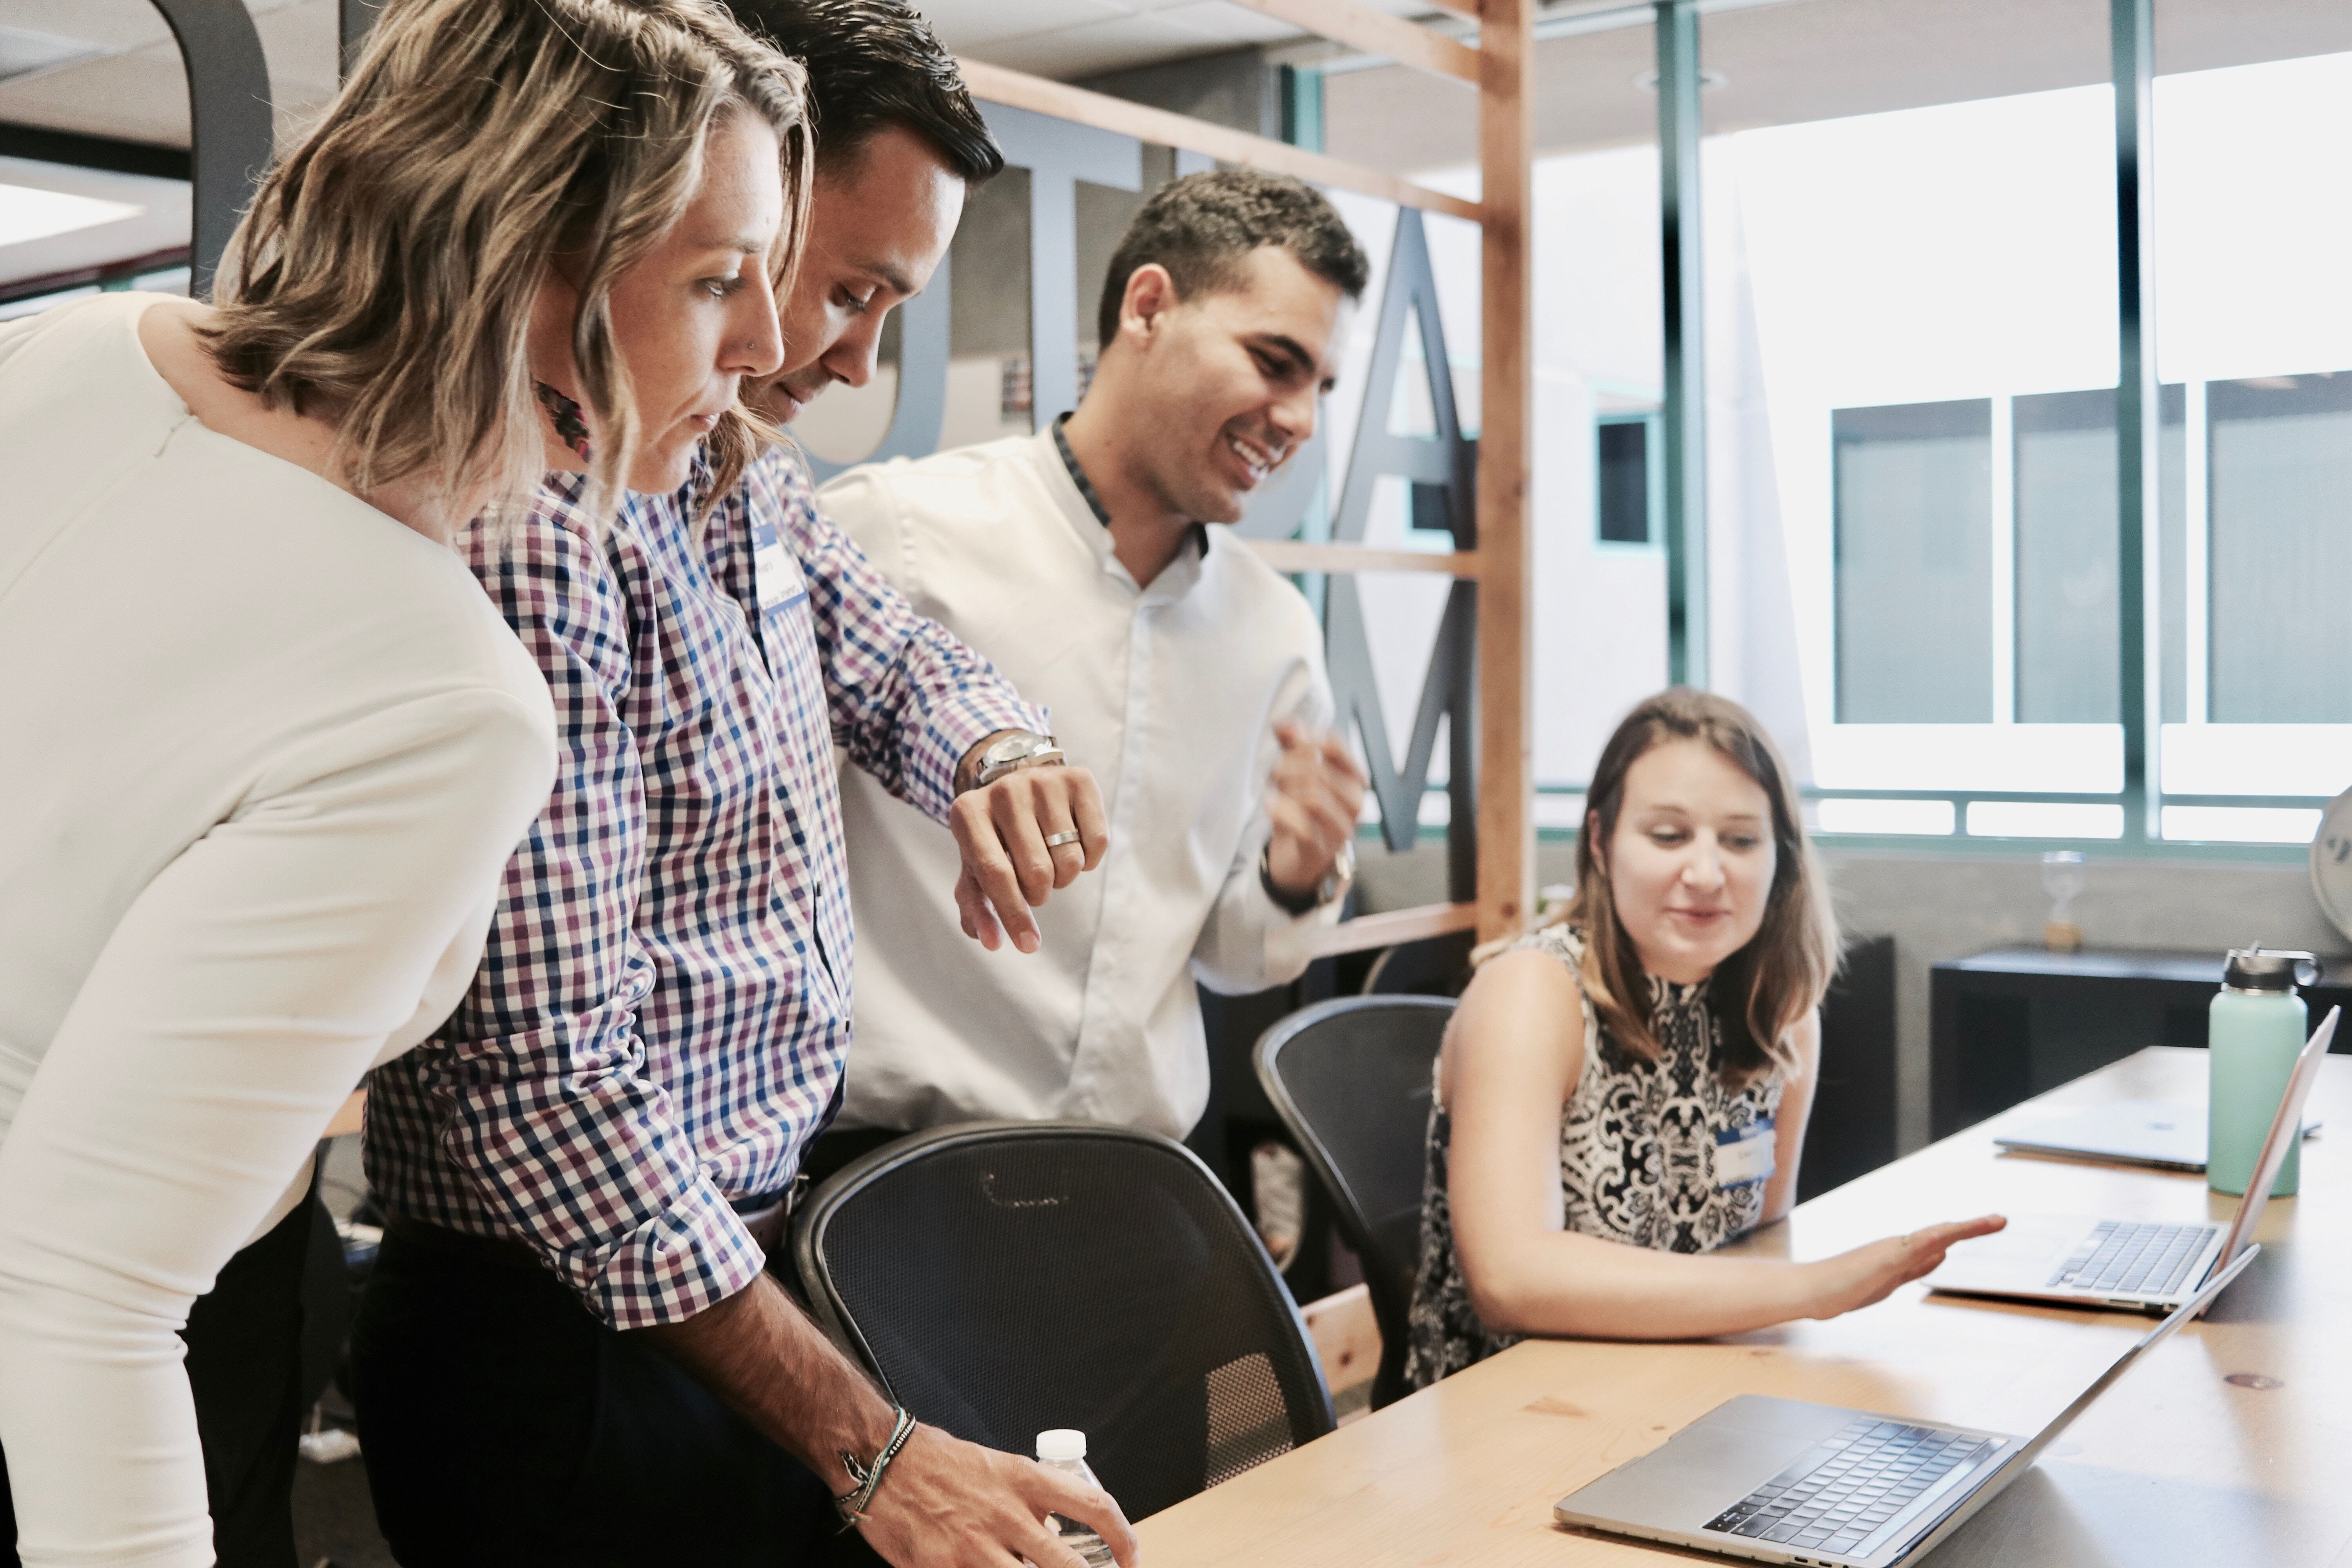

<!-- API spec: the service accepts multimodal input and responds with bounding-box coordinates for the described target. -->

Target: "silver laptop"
[1927,1005,2335,1313]
[1553,1244,2259,1567]
[1993,1098,2320,1172]
[1992,1100,2206,1170]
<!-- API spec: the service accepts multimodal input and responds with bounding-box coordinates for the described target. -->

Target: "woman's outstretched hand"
[1809,1216,2009,1319]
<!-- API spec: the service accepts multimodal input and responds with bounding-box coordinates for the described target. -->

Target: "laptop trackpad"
[1557,1396,1858,1526]
[1925,1214,2087,1289]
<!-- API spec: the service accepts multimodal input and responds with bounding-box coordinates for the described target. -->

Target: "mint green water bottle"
[2208,947,2318,1197]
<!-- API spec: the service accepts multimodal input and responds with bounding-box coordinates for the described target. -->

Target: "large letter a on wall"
[1324,207,1478,871]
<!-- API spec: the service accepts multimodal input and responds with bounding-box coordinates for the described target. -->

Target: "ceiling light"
[0,183,143,248]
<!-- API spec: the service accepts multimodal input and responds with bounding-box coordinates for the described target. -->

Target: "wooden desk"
[1138,1047,2350,1566]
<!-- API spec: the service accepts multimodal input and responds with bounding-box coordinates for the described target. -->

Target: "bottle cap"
[1036,1429,1087,1463]
[2224,948,2319,992]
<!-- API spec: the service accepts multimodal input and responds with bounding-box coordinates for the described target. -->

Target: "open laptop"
[1926,1005,2335,1314]
[1552,1243,2259,1567]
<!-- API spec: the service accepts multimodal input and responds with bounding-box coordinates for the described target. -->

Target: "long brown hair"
[1567,688,1839,1084]
[205,0,812,526]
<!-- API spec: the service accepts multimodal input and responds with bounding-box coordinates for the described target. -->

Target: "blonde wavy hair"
[204,0,811,526]
[1565,688,1841,1085]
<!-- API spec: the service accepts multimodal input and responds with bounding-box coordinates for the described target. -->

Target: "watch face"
[984,736,1030,767]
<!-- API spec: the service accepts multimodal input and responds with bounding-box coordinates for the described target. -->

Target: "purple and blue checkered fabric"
[365,447,1043,1329]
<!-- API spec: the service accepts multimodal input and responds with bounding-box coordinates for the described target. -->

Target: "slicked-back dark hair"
[728,0,1002,181]
[1097,168,1369,348]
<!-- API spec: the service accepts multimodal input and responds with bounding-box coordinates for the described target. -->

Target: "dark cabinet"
[1930,947,2352,1140]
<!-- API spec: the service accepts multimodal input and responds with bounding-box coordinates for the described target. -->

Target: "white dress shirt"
[0,294,557,1568]
[817,429,1339,1140]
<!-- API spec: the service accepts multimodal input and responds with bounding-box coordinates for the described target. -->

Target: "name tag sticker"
[1715,1118,1777,1190]
[753,536,806,611]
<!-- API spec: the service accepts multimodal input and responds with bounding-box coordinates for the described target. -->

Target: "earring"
[535,381,592,462]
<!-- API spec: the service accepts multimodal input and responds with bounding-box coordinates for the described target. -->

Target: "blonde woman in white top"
[0,2,815,1563]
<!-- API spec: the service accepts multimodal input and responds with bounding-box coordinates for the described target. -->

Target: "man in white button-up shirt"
[817,169,1371,1145]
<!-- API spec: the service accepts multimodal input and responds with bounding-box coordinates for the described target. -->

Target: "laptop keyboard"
[2048,1220,2213,1295]
[1704,1416,1998,1558]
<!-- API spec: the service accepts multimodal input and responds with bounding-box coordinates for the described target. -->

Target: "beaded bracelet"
[834,1405,918,1530]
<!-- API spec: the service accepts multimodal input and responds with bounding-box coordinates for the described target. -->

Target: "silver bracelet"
[833,1405,918,1530]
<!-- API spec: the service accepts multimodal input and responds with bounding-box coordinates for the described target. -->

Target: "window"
[2205,372,2352,723]
[1831,400,1992,724]
[1595,413,1657,546]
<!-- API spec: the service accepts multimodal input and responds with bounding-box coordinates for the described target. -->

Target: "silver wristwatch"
[1261,839,1356,916]
[971,730,1065,788]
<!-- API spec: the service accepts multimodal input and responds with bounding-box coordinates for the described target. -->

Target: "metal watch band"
[972,731,1064,788]
[1260,840,1353,915]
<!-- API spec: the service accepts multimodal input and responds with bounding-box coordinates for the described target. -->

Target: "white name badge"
[1715,1118,1777,1190]
[753,535,807,612]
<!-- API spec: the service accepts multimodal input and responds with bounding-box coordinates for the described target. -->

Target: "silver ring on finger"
[1044,829,1082,848]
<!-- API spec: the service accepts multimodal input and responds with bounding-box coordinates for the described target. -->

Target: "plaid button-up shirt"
[365,447,1044,1329]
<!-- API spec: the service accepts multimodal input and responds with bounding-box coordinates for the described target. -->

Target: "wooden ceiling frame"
[968,0,1535,953]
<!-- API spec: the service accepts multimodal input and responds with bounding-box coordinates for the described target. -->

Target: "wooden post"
[1475,0,1535,945]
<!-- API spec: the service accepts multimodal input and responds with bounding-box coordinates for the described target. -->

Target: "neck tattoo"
[535,381,593,463]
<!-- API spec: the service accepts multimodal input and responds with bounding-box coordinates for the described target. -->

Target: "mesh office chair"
[1253,994,1454,1409]
[791,1122,1333,1522]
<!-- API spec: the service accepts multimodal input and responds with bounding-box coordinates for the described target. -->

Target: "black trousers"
[799,1127,909,1188]
[0,1192,314,1568]
[352,1224,864,1568]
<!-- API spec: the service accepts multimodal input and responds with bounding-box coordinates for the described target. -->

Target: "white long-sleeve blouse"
[0,293,557,1567]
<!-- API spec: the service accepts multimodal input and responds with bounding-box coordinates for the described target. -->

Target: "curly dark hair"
[1096,168,1370,348]
[727,0,1002,180]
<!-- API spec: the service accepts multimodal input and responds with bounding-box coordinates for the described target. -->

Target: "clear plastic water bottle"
[2209,947,2316,1196]
[1034,1429,1116,1568]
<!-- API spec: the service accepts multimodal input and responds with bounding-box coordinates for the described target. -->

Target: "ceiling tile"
[971,13,1245,78]
[1145,2,1311,45]
[255,0,339,143]
[0,24,100,85]
[0,45,190,146]
[0,0,169,53]
[920,0,1136,52]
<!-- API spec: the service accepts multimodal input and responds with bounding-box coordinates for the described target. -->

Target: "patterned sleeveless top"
[1403,926,1785,1390]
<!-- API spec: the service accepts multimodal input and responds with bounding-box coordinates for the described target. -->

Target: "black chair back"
[1252,995,1453,1408]
[791,1121,1333,1521]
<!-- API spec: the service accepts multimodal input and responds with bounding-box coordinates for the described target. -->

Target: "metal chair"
[1253,995,1454,1409]
[791,1121,1332,1522]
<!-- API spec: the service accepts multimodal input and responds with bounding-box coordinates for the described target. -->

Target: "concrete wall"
[1356,840,2347,1153]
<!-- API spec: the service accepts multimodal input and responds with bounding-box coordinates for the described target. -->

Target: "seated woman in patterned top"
[1405,689,2005,1388]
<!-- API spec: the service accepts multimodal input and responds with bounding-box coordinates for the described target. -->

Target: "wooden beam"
[1414,0,1481,19]
[1474,0,1535,946]
[956,58,1481,224]
[1223,0,1478,82]
[1241,541,1481,576]
[1310,900,1478,958]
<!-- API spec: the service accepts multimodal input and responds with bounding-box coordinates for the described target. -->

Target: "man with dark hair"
[352,5,1136,1566]
[816,169,1372,1157]
[735,0,1003,425]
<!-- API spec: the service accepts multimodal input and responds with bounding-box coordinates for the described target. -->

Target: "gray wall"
[1356,840,2347,1153]
[952,48,1276,368]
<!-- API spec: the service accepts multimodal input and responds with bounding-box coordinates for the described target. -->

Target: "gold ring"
[1044,830,1082,848]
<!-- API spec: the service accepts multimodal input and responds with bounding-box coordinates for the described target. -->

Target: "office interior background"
[2,0,2347,1153]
